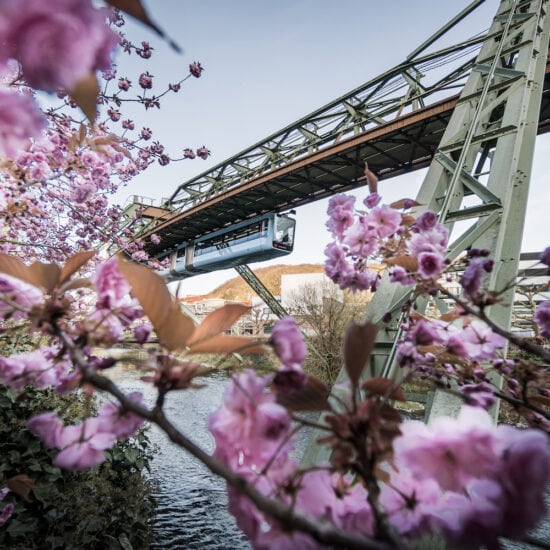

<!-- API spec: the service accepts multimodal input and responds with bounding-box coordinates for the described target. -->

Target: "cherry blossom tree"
[0,2,549,549]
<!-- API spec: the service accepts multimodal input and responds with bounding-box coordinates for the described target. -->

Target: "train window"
[195,219,267,255]
[274,216,295,246]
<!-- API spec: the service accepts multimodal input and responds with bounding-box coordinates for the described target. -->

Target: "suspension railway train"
[156,213,296,281]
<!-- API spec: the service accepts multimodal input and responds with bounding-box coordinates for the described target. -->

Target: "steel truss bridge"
[137,0,550,426]
[140,0,550,254]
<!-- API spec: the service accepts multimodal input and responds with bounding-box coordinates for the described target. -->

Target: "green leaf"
[118,533,133,550]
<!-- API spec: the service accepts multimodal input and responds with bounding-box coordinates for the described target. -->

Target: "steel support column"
[234,264,289,318]
[364,0,550,421]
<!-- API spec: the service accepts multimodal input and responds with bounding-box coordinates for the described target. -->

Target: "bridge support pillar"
[364,0,550,422]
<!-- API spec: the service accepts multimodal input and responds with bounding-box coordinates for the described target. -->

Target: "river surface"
[109,366,251,549]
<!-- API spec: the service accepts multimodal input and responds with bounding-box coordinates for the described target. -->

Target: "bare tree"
[287,280,370,384]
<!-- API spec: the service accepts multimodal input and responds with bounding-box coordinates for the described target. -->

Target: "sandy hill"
[205,264,325,301]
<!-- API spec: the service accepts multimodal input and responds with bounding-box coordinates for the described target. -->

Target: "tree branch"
[57,329,398,550]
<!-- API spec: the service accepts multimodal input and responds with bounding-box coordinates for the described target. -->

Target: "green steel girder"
[165,26,494,211]
[359,0,550,422]
[234,265,288,319]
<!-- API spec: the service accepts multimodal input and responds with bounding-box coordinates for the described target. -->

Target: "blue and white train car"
[156,213,295,281]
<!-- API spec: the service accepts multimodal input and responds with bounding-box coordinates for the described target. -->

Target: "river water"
[109,366,250,549]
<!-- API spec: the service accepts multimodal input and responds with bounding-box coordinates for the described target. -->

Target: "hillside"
[205,264,325,301]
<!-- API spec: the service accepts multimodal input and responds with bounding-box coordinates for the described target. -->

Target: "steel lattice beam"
[358,0,550,421]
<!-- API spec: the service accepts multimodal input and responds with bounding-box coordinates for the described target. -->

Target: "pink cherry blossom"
[415,211,438,231]
[495,425,550,537]
[96,393,144,439]
[380,472,440,537]
[209,370,292,470]
[393,407,499,492]
[408,224,448,257]
[324,242,351,286]
[0,88,46,157]
[461,320,506,361]
[0,347,75,391]
[0,502,13,527]
[364,204,401,238]
[389,266,415,286]
[0,0,118,91]
[270,317,306,367]
[535,300,550,339]
[363,192,381,208]
[428,479,503,549]
[196,146,210,159]
[54,419,116,470]
[27,412,65,448]
[92,257,131,309]
[326,194,355,239]
[189,61,204,78]
[417,251,445,280]
[343,218,377,258]
[0,487,13,526]
[459,381,496,409]
[0,272,43,320]
[461,257,484,298]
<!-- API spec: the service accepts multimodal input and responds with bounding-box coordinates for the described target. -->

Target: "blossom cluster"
[28,393,144,470]
[0,0,206,264]
[0,0,117,156]
[397,316,506,408]
[211,367,550,548]
[324,193,449,292]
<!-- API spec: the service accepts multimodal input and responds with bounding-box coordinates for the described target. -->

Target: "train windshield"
[274,215,295,248]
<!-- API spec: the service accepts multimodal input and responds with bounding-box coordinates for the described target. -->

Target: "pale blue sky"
[113,0,547,294]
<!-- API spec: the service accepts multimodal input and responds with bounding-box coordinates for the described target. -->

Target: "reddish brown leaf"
[28,262,61,293]
[400,214,417,227]
[416,345,445,355]
[189,304,251,345]
[62,277,92,291]
[117,258,195,351]
[364,162,378,194]
[390,198,421,209]
[438,309,461,323]
[386,255,419,272]
[109,140,133,160]
[70,73,99,124]
[159,311,196,351]
[59,250,95,285]
[276,376,331,412]
[362,378,406,401]
[106,0,181,52]
[343,321,378,388]
[187,335,266,355]
[409,311,428,322]
[0,254,40,287]
[7,474,35,501]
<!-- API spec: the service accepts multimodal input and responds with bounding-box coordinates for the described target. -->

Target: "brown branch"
[436,285,550,363]
[56,329,398,550]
